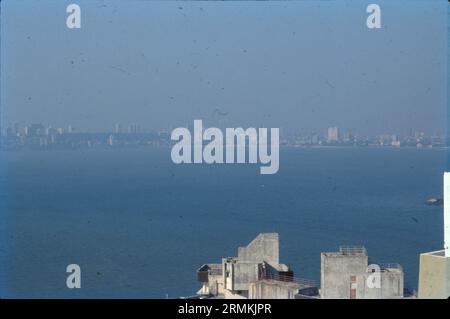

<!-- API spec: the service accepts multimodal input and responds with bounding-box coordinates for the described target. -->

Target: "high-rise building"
[343,132,353,144]
[114,123,122,134]
[128,123,141,134]
[13,122,20,136]
[107,134,114,146]
[327,127,339,143]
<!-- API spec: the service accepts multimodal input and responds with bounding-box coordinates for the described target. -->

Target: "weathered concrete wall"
[206,233,292,298]
[222,259,260,292]
[238,233,279,267]
[418,250,450,299]
[232,263,260,291]
[379,271,403,298]
[221,234,283,293]
[320,253,368,299]
[197,263,224,296]
[222,259,234,291]
[208,273,224,296]
[248,280,300,299]
[224,289,248,299]
[357,270,403,299]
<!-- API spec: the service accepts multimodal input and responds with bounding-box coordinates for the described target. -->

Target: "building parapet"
[339,245,367,256]
[379,263,403,273]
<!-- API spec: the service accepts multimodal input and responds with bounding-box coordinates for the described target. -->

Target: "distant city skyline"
[2,120,445,152]
[2,121,445,138]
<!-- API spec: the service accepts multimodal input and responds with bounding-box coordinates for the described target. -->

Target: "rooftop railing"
[379,263,403,272]
[261,273,316,288]
[339,245,367,255]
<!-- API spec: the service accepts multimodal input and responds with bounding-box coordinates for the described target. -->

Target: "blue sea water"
[0,147,444,298]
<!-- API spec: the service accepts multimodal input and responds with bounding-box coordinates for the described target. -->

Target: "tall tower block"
[418,173,450,298]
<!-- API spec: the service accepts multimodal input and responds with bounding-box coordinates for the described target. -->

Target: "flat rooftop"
[420,249,447,258]
[254,279,316,290]
[322,245,367,257]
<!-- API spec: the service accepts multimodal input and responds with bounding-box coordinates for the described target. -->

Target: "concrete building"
[357,264,404,299]
[249,278,318,299]
[195,235,404,299]
[196,233,317,299]
[197,263,224,296]
[249,280,300,299]
[418,172,450,299]
[418,250,450,298]
[321,246,403,299]
[327,126,339,143]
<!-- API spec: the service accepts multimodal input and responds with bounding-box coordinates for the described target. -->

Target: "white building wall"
[444,172,450,257]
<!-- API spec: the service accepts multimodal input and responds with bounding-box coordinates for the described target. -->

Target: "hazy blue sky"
[1,0,447,135]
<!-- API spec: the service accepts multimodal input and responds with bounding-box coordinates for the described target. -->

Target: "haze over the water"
[1,0,447,135]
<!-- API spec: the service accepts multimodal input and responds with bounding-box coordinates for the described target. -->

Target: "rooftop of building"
[322,245,368,257]
[197,263,223,275]
[254,274,317,289]
[374,263,403,273]
[420,249,448,258]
